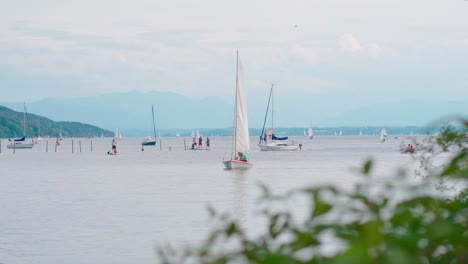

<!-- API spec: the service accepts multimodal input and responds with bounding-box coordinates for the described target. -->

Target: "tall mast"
[232,50,239,156]
[23,102,26,136]
[259,85,273,144]
[152,105,156,139]
[271,84,274,134]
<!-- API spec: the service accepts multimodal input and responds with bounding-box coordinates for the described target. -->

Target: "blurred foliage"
[0,105,112,138]
[158,120,467,264]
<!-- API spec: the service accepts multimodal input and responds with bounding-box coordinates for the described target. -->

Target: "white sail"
[196,129,200,139]
[114,128,122,139]
[339,130,343,136]
[380,128,387,141]
[308,121,313,138]
[235,55,250,154]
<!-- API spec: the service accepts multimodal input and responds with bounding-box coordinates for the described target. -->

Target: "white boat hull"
[258,143,299,151]
[223,160,253,170]
[7,142,34,149]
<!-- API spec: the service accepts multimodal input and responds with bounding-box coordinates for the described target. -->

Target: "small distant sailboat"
[303,129,307,137]
[114,128,122,140]
[359,130,362,136]
[7,103,34,149]
[37,120,43,141]
[334,131,337,136]
[308,121,314,139]
[339,130,343,136]
[141,105,157,146]
[380,128,388,142]
[223,51,253,170]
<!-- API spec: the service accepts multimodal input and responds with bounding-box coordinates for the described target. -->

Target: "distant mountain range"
[0,105,112,138]
[1,91,466,134]
[0,104,448,138]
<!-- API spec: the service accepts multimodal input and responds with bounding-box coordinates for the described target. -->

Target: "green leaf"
[441,151,467,178]
[362,160,373,175]
[312,191,333,218]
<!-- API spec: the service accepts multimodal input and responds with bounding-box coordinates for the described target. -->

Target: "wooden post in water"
[0,139,2,153]
[55,140,57,152]
[13,141,16,154]
[184,139,187,151]
[79,140,82,152]
[91,141,93,152]
[160,140,162,151]
[169,146,172,151]
[72,139,74,153]
[46,141,48,152]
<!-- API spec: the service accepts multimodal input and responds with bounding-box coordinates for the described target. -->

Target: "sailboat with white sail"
[308,121,314,139]
[380,128,388,142]
[223,51,252,170]
[7,103,34,149]
[36,120,43,141]
[258,85,298,151]
[114,128,122,140]
[141,105,157,146]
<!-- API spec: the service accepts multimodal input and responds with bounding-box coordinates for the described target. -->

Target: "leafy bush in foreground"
[159,120,467,264]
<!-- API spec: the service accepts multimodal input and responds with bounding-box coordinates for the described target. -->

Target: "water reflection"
[228,169,249,224]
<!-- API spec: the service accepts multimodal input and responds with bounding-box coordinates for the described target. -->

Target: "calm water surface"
[0,136,414,263]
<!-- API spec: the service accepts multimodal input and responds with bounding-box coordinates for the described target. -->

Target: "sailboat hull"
[7,142,34,149]
[258,143,299,151]
[223,160,253,170]
[141,140,156,146]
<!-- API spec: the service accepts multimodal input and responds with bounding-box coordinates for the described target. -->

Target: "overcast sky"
[1,0,467,107]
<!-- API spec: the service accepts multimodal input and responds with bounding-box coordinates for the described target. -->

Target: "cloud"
[339,33,362,53]
[366,43,382,57]
[339,33,382,57]
[292,45,319,64]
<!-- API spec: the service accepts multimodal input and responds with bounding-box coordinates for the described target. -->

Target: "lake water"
[0,136,415,263]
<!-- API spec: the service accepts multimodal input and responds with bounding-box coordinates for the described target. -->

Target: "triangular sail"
[308,121,313,138]
[234,54,250,154]
[380,128,387,141]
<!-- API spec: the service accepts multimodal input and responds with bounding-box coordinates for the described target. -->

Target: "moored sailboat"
[141,106,157,146]
[7,103,34,149]
[258,85,298,151]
